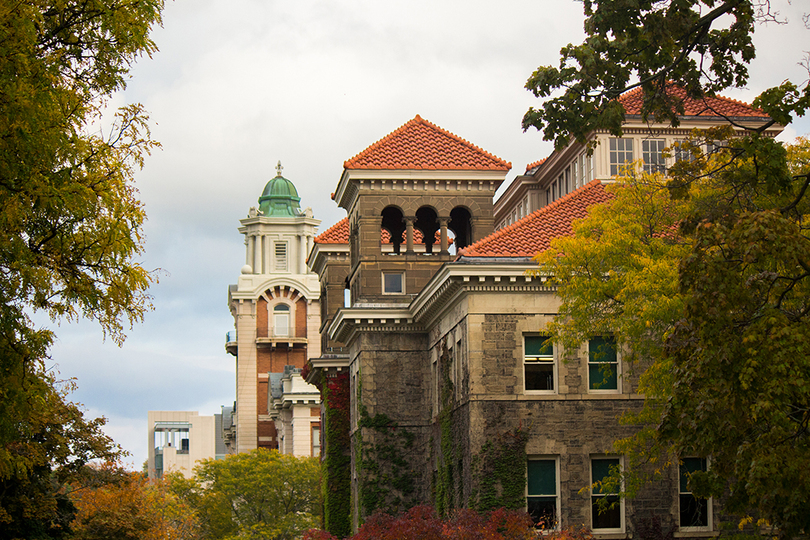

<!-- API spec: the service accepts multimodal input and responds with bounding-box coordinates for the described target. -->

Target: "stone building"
[226,163,322,456]
[307,92,778,536]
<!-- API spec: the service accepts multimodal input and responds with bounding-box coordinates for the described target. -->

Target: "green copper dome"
[258,162,301,217]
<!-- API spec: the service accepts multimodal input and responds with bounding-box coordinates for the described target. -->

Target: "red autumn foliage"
[304,505,539,540]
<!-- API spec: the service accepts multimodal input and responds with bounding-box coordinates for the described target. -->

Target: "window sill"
[592,532,630,540]
[674,530,717,538]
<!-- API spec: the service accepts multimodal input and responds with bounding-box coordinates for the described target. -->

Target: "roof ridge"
[413,115,512,169]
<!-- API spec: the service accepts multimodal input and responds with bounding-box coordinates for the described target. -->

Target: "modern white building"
[147,410,222,478]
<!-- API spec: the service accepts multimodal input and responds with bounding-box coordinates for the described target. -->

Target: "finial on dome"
[276,160,283,177]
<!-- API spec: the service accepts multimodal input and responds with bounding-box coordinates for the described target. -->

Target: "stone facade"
[307,116,724,537]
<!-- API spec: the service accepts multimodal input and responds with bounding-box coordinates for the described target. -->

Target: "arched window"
[274,304,290,337]
[449,207,472,250]
[415,206,438,254]
[381,206,405,254]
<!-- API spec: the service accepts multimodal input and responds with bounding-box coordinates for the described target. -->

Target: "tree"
[69,465,200,540]
[0,0,163,535]
[304,505,538,540]
[526,1,810,536]
[184,449,321,540]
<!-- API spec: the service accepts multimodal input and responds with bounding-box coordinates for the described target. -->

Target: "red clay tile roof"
[344,115,511,171]
[459,180,614,257]
[314,217,449,245]
[314,218,350,244]
[618,85,769,118]
[525,158,547,174]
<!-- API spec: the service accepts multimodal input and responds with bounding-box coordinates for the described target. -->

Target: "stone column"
[253,234,262,275]
[246,234,254,269]
[235,299,258,453]
[439,218,449,254]
[299,234,307,274]
[405,218,415,254]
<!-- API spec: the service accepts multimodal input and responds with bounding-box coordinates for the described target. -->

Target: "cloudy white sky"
[42,0,810,469]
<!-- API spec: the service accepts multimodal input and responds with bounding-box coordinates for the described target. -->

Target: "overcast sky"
[42,0,810,469]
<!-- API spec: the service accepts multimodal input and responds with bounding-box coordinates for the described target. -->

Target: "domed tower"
[227,163,322,455]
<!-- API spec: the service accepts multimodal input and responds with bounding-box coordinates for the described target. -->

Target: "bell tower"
[332,115,511,305]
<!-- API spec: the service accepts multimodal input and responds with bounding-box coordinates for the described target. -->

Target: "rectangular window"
[383,272,404,294]
[642,139,667,173]
[609,138,634,176]
[588,336,618,391]
[275,242,288,271]
[680,458,710,529]
[591,458,622,531]
[312,425,321,457]
[564,167,571,194]
[527,458,557,529]
[524,336,554,392]
[572,160,579,189]
[673,140,695,163]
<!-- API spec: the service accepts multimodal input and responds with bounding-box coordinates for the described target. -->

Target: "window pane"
[525,336,551,356]
[383,273,403,293]
[589,336,618,390]
[592,458,619,494]
[679,457,708,527]
[680,495,709,527]
[592,495,622,529]
[525,363,554,390]
[528,460,556,495]
[528,497,556,528]
[274,304,290,312]
[642,139,666,173]
[589,364,617,390]
[589,336,617,363]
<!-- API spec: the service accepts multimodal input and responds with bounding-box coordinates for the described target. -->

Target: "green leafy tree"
[184,449,321,540]
[0,0,163,536]
[526,1,810,536]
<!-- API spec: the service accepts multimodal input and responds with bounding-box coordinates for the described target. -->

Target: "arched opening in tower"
[415,206,439,254]
[381,206,405,254]
[449,207,472,250]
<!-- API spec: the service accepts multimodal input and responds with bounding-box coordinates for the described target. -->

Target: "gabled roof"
[314,217,447,245]
[460,180,613,257]
[343,115,511,171]
[618,85,770,118]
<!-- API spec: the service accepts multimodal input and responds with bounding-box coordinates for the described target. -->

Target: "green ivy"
[434,343,458,516]
[356,374,417,518]
[473,426,529,512]
[321,372,352,538]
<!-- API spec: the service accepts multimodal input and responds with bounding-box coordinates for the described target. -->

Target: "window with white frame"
[382,272,404,294]
[524,336,554,392]
[591,457,622,531]
[588,336,619,391]
[585,152,594,182]
[273,304,290,336]
[642,139,667,173]
[572,159,580,189]
[527,458,558,529]
[275,241,288,271]
[312,424,321,457]
[609,138,634,176]
[679,458,710,529]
